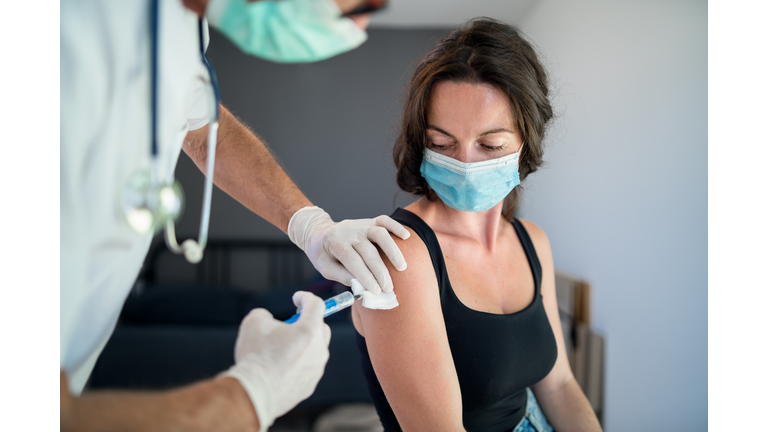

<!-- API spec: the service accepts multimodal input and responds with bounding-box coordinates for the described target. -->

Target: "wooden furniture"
[555,271,605,424]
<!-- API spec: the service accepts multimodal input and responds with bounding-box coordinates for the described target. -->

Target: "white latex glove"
[221,291,331,432]
[288,206,410,295]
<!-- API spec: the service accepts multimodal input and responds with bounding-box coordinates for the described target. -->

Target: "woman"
[351,18,603,432]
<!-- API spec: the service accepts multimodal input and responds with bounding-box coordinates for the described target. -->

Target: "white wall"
[513,1,707,430]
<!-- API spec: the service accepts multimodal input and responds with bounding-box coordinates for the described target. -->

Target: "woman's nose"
[455,146,477,163]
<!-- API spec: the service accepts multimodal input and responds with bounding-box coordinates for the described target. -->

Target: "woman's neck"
[405,197,507,252]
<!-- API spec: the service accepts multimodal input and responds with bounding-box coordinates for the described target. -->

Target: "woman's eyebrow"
[478,128,515,137]
[427,126,515,139]
[427,125,456,140]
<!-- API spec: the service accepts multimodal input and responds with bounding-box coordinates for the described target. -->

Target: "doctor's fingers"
[293,292,325,324]
[239,308,278,332]
[353,239,394,294]
[314,257,356,290]
[374,215,411,240]
[291,294,332,347]
[367,223,408,272]
[234,308,280,360]
[318,251,382,296]
[328,245,383,295]
[321,322,331,345]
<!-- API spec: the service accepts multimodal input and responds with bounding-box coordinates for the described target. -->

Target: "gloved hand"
[221,291,331,432]
[288,206,410,295]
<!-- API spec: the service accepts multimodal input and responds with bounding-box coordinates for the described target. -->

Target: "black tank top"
[356,208,558,431]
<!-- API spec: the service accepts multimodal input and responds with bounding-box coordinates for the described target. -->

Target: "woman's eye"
[428,143,450,150]
[482,144,505,151]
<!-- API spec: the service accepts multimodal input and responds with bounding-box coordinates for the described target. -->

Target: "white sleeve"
[186,81,210,131]
[187,18,211,131]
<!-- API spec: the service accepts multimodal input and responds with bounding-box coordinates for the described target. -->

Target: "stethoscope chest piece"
[122,168,185,236]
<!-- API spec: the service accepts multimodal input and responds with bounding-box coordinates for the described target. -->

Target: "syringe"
[285,291,361,324]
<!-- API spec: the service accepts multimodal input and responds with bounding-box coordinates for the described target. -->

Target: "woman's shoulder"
[515,218,552,255]
[390,207,437,270]
[354,223,444,336]
[386,225,437,289]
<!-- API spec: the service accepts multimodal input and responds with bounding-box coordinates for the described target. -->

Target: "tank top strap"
[510,218,543,295]
[391,208,449,289]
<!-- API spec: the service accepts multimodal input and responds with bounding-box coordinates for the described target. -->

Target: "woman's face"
[425,81,522,163]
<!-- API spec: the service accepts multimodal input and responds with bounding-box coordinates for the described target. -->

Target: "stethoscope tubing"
[151,0,221,261]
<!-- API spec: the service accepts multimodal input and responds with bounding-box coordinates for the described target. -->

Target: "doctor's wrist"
[168,376,261,432]
[214,376,262,431]
[287,206,332,251]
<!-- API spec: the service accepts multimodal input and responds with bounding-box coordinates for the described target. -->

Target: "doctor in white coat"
[60,0,406,430]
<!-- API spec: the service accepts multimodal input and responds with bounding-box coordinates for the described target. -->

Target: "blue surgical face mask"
[420,147,523,212]
[206,0,367,63]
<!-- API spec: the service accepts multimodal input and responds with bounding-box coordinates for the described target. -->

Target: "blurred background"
[90,1,706,431]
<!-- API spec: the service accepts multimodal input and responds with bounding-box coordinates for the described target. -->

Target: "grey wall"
[175,5,706,430]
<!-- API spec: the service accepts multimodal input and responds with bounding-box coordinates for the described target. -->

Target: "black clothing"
[356,208,558,431]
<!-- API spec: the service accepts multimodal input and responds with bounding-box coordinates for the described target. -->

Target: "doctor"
[60,0,406,430]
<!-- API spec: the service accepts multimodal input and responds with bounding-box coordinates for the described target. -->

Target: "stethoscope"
[122,0,220,264]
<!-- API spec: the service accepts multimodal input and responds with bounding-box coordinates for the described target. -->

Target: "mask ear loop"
[420,135,439,203]
[515,140,525,176]
[501,140,525,218]
[164,18,221,264]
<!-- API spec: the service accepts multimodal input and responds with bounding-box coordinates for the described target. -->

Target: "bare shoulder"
[376,226,435,291]
[517,218,552,256]
[391,226,432,271]
[356,225,443,335]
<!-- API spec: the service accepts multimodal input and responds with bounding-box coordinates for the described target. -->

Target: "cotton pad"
[350,279,399,310]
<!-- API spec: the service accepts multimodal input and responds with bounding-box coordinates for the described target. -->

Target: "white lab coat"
[61,0,210,394]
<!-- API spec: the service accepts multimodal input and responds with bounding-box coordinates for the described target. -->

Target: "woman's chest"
[439,237,535,315]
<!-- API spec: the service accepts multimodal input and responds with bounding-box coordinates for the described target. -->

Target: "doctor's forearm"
[61,373,260,432]
[183,105,313,233]
[534,377,602,432]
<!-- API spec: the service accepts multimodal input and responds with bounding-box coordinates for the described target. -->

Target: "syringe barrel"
[323,291,355,317]
[285,291,356,324]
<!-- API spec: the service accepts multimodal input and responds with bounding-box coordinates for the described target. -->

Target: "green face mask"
[206,0,368,63]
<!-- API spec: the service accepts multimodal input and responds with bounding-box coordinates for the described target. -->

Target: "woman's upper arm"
[355,227,464,431]
[520,220,578,396]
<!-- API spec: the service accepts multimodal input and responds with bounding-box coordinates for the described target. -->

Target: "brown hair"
[393,18,553,219]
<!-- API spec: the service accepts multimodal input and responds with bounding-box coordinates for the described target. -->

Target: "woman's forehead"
[427,81,516,134]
